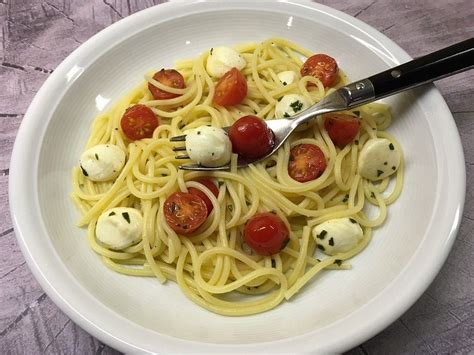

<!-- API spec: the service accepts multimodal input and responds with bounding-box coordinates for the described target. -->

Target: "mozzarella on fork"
[96,207,143,250]
[185,126,232,167]
[358,138,401,181]
[206,46,246,78]
[79,144,126,182]
[312,217,364,255]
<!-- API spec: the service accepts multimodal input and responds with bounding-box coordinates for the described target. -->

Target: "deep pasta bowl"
[9,0,465,353]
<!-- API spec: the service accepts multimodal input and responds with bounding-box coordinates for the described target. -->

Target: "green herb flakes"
[210,48,213,55]
[342,194,349,203]
[109,211,116,216]
[317,244,325,251]
[95,153,99,160]
[328,237,335,246]
[122,212,130,224]
[317,230,327,240]
[370,192,376,199]
[283,81,287,86]
[283,112,290,118]
[290,100,303,112]
[389,143,395,150]
[349,218,357,224]
[80,165,88,177]
[377,169,384,177]
[334,259,342,266]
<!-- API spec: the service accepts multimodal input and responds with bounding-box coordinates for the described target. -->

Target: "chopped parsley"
[109,211,116,216]
[197,131,201,135]
[389,143,395,150]
[370,192,376,199]
[283,112,291,118]
[95,153,99,160]
[122,212,130,224]
[316,230,327,240]
[384,161,388,165]
[328,237,335,246]
[290,100,303,112]
[277,97,283,102]
[317,244,325,251]
[349,218,357,224]
[282,81,287,86]
[377,169,384,177]
[218,181,224,187]
[210,48,213,55]
[334,259,342,266]
[392,166,396,170]
[80,165,88,177]
[342,194,349,203]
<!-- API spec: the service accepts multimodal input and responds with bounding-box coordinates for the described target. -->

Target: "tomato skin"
[300,54,338,87]
[188,179,219,215]
[288,144,327,182]
[244,213,289,256]
[213,67,248,106]
[324,114,360,148]
[120,104,159,141]
[148,69,185,100]
[228,115,274,159]
[163,192,208,235]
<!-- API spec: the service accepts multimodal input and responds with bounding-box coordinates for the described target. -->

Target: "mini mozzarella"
[186,126,232,167]
[312,218,363,255]
[277,71,296,86]
[96,207,143,250]
[206,46,246,78]
[79,144,126,182]
[275,94,310,118]
[358,138,401,181]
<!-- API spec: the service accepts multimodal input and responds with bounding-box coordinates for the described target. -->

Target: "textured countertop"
[1,1,473,353]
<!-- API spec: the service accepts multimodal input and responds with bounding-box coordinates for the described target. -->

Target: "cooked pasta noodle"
[72,38,403,316]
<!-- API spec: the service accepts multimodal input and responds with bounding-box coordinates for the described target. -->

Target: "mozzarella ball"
[186,126,232,167]
[358,138,401,181]
[96,207,143,250]
[275,94,310,118]
[79,144,126,182]
[277,71,297,86]
[206,46,246,78]
[312,218,363,255]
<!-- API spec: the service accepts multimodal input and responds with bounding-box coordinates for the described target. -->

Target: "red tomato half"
[288,144,327,182]
[120,104,159,141]
[324,114,360,148]
[213,67,247,106]
[164,192,207,235]
[188,179,219,215]
[148,69,185,100]
[228,115,274,159]
[244,213,289,256]
[300,54,338,87]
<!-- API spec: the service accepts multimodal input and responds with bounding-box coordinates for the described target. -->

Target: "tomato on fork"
[244,213,289,256]
[164,192,208,235]
[228,115,274,159]
[213,67,248,106]
[148,69,186,100]
[120,104,159,141]
[288,144,327,182]
[300,54,338,87]
[188,179,220,215]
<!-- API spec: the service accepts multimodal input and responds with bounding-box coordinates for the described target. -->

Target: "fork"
[171,38,473,171]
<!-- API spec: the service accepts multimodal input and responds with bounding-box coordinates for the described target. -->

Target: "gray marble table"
[1,1,473,353]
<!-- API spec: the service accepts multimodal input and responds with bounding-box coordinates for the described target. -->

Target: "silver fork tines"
[170,134,186,142]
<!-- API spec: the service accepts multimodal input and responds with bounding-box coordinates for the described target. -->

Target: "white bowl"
[9,1,465,353]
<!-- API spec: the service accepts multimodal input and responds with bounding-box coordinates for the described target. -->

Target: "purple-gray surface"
[1,1,473,354]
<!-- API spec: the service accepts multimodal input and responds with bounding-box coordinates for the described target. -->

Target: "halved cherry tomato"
[300,54,338,87]
[188,179,219,215]
[164,192,207,235]
[244,213,289,256]
[324,114,360,148]
[288,144,327,182]
[228,115,274,159]
[213,67,247,106]
[148,69,185,100]
[120,104,159,141]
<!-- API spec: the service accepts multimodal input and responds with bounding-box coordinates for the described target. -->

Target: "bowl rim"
[9,0,466,353]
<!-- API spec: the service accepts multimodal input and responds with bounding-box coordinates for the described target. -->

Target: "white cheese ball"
[206,46,246,78]
[312,217,364,255]
[358,138,401,181]
[277,71,297,86]
[275,94,310,118]
[186,126,232,167]
[96,207,143,250]
[79,144,126,182]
